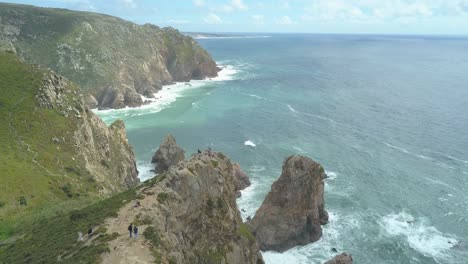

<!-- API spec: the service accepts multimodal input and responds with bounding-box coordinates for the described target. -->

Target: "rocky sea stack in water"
[248,155,329,252]
[151,134,185,174]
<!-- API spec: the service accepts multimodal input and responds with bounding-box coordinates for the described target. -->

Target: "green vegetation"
[237,223,256,242]
[157,192,169,204]
[0,2,215,99]
[0,52,99,222]
[0,187,137,263]
[211,160,219,168]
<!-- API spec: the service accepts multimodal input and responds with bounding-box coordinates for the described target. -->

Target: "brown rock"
[248,155,329,252]
[325,253,353,264]
[151,134,185,173]
[232,163,251,196]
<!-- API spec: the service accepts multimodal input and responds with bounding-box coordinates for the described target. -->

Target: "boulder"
[248,155,329,252]
[151,134,185,173]
[325,253,353,264]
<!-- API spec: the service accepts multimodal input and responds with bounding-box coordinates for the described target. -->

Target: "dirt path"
[101,200,154,264]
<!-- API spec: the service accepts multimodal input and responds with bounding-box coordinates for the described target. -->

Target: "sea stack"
[151,134,185,173]
[248,155,329,252]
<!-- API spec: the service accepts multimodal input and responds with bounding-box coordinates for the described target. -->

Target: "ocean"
[95,34,468,264]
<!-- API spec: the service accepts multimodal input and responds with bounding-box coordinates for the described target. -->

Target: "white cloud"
[230,0,248,11]
[193,0,205,7]
[204,13,223,24]
[215,0,249,12]
[121,0,137,9]
[276,15,294,25]
[251,14,265,24]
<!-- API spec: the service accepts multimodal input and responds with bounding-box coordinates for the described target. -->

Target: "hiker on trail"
[128,223,133,238]
[133,225,139,239]
[197,149,202,154]
[77,231,83,242]
[208,147,213,157]
[134,201,140,208]
[87,227,93,237]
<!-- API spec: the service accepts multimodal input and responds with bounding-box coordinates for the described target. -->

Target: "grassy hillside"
[0,51,138,241]
[0,51,96,220]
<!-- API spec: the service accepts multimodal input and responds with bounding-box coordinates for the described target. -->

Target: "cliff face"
[0,3,218,109]
[0,52,138,216]
[102,150,263,264]
[248,155,329,252]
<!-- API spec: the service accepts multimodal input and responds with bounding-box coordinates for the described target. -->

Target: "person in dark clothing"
[197,149,202,154]
[128,223,133,238]
[87,227,93,237]
[133,226,139,238]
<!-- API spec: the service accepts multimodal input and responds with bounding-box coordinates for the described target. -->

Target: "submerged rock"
[325,252,353,264]
[248,155,329,252]
[151,134,185,174]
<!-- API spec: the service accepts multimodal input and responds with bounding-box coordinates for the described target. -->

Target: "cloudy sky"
[6,0,468,35]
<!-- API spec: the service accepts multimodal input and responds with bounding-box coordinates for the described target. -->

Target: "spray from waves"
[93,64,238,123]
[263,210,361,264]
[380,211,459,260]
[325,171,338,180]
[136,161,156,181]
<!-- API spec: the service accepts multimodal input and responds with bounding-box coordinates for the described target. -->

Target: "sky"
[4,0,468,35]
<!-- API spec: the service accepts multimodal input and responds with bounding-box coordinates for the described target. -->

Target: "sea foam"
[93,64,237,122]
[244,140,256,147]
[381,212,458,259]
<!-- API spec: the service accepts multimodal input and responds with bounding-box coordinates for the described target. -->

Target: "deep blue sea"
[96,34,468,264]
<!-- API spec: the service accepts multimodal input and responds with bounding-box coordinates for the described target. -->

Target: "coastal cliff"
[100,149,263,263]
[0,3,218,109]
[0,51,138,218]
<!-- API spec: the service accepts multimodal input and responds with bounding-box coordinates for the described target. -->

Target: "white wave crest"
[381,211,458,259]
[244,140,256,147]
[93,64,237,121]
[136,161,156,182]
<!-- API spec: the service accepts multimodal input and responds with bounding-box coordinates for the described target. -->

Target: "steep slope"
[0,51,138,224]
[101,149,264,264]
[0,3,218,109]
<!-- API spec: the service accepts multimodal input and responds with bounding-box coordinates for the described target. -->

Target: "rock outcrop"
[40,71,140,193]
[325,253,353,264]
[232,162,251,197]
[151,134,185,174]
[248,155,329,252]
[0,3,219,109]
[116,149,263,263]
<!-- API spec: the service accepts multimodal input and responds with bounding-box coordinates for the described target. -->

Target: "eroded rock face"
[136,150,264,263]
[232,162,251,197]
[151,134,185,174]
[325,253,353,264]
[248,155,329,252]
[39,72,139,193]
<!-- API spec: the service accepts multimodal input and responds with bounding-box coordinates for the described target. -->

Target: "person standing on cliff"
[128,223,133,238]
[133,225,139,239]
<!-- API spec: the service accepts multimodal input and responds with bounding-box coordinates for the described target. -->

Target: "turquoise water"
[96,34,468,264]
